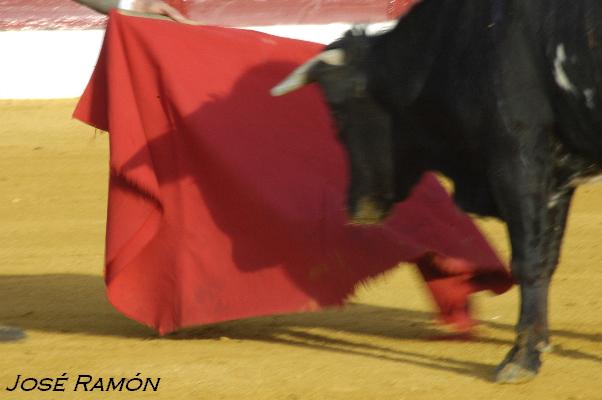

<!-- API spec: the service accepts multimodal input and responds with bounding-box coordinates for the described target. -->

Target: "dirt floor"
[0,99,600,399]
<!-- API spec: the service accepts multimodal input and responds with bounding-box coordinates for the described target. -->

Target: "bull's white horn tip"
[270,85,286,97]
[270,81,302,97]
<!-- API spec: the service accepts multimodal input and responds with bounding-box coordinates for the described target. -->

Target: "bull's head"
[272,31,397,225]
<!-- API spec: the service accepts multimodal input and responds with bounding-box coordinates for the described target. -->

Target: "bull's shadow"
[119,61,439,308]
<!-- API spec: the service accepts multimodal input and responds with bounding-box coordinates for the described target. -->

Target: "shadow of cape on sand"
[1,273,447,340]
[2,273,600,383]
[1,274,600,371]
[0,273,497,381]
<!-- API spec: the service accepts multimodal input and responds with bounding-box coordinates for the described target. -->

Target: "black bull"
[272,0,602,383]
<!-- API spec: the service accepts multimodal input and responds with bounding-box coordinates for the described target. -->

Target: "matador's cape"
[74,11,513,334]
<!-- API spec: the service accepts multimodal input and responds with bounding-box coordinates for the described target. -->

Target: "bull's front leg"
[489,149,572,383]
[488,18,571,381]
[493,182,549,382]
[495,187,573,383]
[530,188,574,352]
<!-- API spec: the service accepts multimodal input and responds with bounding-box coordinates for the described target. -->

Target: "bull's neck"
[368,0,487,106]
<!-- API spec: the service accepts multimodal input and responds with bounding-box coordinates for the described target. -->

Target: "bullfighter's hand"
[121,0,203,24]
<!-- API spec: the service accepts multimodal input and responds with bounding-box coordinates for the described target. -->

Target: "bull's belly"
[549,141,602,208]
[548,168,602,208]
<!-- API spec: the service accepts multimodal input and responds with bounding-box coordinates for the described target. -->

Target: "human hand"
[119,0,203,24]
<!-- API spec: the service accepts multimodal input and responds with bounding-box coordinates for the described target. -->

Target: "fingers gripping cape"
[74,11,513,335]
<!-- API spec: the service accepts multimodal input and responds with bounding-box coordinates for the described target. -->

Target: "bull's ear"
[271,49,345,96]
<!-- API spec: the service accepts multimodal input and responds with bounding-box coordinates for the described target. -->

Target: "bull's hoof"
[0,325,26,342]
[495,362,537,383]
[494,346,540,384]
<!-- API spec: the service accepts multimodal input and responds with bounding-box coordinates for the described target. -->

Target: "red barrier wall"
[0,0,106,29]
[0,0,418,30]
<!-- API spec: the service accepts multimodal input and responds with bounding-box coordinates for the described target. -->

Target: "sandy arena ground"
[0,99,600,399]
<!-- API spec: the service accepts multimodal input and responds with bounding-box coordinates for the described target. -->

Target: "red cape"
[74,11,513,335]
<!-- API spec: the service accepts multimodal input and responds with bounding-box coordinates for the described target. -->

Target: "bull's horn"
[270,49,345,96]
